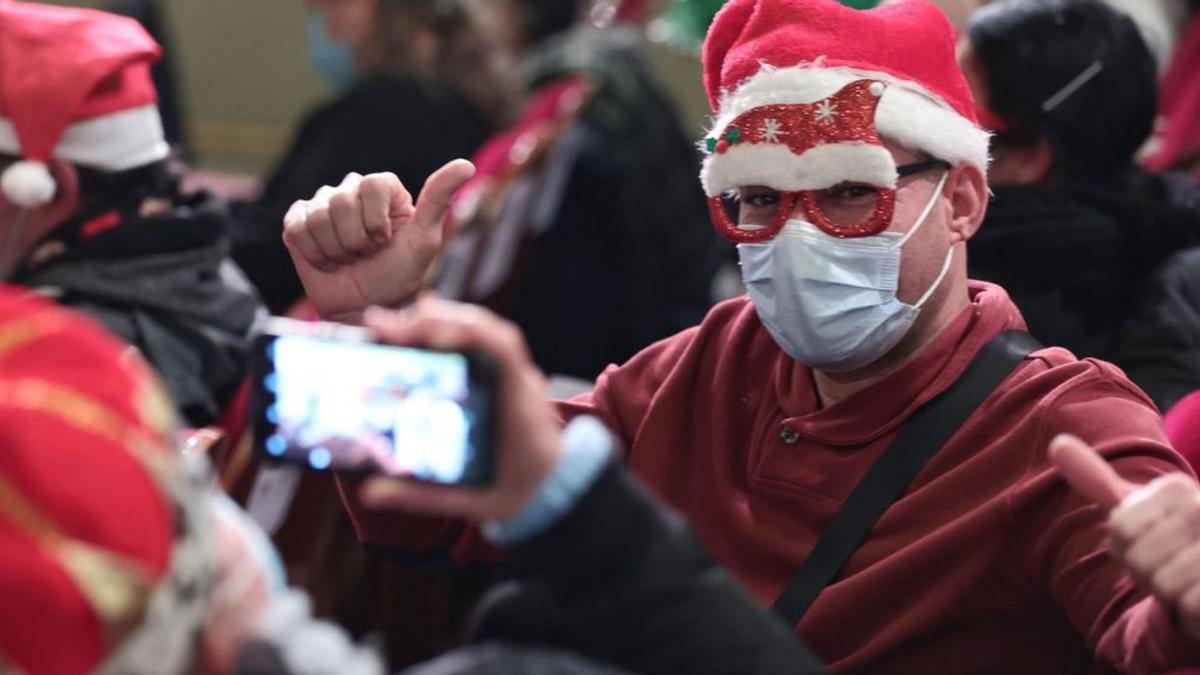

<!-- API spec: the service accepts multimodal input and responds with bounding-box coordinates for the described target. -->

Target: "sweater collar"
[774,281,1027,447]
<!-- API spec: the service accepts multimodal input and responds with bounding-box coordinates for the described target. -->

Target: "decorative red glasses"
[708,160,950,243]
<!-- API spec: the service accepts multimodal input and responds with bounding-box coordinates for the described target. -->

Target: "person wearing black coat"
[960,0,1200,409]
[435,19,726,380]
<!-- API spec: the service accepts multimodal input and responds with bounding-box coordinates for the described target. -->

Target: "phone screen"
[251,328,496,486]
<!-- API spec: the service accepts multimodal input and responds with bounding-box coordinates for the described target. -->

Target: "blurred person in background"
[960,0,1200,411]
[229,0,511,316]
[435,0,725,381]
[0,2,261,428]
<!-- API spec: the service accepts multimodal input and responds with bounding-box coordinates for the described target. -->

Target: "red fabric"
[0,2,160,162]
[615,0,650,24]
[703,0,977,123]
[554,282,1199,673]
[1165,390,1200,476]
[346,281,1200,671]
[0,286,177,675]
[447,76,588,241]
[1147,14,1200,171]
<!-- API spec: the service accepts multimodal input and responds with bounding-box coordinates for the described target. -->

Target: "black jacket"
[230,75,492,313]
[969,171,1200,405]
[446,28,725,380]
[15,194,262,427]
[460,464,826,675]
[1111,246,1200,411]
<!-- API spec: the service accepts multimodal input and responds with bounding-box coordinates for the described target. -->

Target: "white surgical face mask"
[738,173,952,373]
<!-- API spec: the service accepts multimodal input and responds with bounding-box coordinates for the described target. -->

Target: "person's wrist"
[483,416,614,546]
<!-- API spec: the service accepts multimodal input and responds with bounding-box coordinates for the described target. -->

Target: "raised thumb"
[1049,433,1136,509]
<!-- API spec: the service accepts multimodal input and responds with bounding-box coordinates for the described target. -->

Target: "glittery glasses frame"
[708,159,952,243]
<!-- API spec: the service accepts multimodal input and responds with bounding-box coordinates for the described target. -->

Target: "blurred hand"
[1051,434,1200,637]
[281,160,475,323]
[357,295,563,522]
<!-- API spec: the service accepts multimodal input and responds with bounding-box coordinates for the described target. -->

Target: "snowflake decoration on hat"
[815,100,838,125]
[762,118,782,142]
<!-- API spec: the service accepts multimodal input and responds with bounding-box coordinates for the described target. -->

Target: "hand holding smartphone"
[250,317,498,486]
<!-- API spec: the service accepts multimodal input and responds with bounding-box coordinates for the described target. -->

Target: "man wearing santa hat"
[0,2,261,428]
[283,0,1200,671]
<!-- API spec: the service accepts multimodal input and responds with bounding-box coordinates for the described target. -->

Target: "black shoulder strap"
[770,330,1043,626]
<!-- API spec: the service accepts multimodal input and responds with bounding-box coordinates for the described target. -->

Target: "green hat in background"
[657,0,883,50]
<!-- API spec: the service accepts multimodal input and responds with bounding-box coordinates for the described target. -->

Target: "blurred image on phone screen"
[252,329,495,486]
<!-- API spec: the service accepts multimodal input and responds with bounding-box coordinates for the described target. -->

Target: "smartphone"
[250,317,497,486]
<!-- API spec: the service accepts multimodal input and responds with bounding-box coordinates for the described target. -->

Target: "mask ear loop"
[894,170,953,309]
[913,245,955,309]
[896,170,949,249]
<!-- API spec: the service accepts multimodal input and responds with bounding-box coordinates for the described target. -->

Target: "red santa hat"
[0,2,168,209]
[700,0,990,197]
[0,288,214,674]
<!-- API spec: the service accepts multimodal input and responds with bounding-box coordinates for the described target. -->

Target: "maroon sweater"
[348,282,1200,673]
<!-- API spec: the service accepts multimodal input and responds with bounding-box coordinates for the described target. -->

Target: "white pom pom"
[1,160,56,209]
[869,81,886,98]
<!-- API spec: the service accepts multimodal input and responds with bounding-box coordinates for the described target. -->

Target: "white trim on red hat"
[701,141,897,197]
[703,63,990,194]
[0,104,169,172]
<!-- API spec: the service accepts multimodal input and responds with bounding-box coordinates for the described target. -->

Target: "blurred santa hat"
[0,2,168,208]
[0,287,215,675]
[1165,390,1200,476]
[1145,12,1200,173]
[699,0,989,197]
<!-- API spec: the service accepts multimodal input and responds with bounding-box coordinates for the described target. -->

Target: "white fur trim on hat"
[0,104,169,172]
[1,160,55,208]
[702,142,897,196]
[703,64,990,193]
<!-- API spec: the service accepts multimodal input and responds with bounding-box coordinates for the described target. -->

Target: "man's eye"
[742,191,780,207]
[826,184,878,200]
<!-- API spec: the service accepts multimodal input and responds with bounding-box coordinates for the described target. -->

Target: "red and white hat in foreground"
[0,2,169,208]
[699,0,990,198]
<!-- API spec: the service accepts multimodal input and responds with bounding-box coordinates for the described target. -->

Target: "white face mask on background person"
[738,172,952,373]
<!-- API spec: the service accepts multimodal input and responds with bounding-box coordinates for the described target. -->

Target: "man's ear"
[945,161,988,244]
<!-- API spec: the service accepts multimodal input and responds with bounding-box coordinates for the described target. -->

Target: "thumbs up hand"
[1050,434,1200,638]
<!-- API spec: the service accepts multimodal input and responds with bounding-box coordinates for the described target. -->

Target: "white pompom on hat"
[0,160,55,209]
[0,2,169,208]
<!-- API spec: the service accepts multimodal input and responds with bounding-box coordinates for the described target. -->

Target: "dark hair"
[75,159,181,214]
[968,0,1157,181]
[364,0,518,126]
[0,153,180,216]
[518,0,588,45]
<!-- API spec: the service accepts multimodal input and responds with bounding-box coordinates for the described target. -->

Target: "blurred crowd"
[3,0,1200,673]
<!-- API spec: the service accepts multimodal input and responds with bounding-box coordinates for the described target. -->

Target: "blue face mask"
[306,10,358,91]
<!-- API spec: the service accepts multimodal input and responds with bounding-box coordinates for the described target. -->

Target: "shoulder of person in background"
[1111,246,1200,412]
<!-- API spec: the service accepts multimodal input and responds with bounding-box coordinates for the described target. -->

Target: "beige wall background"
[46,1,712,174]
